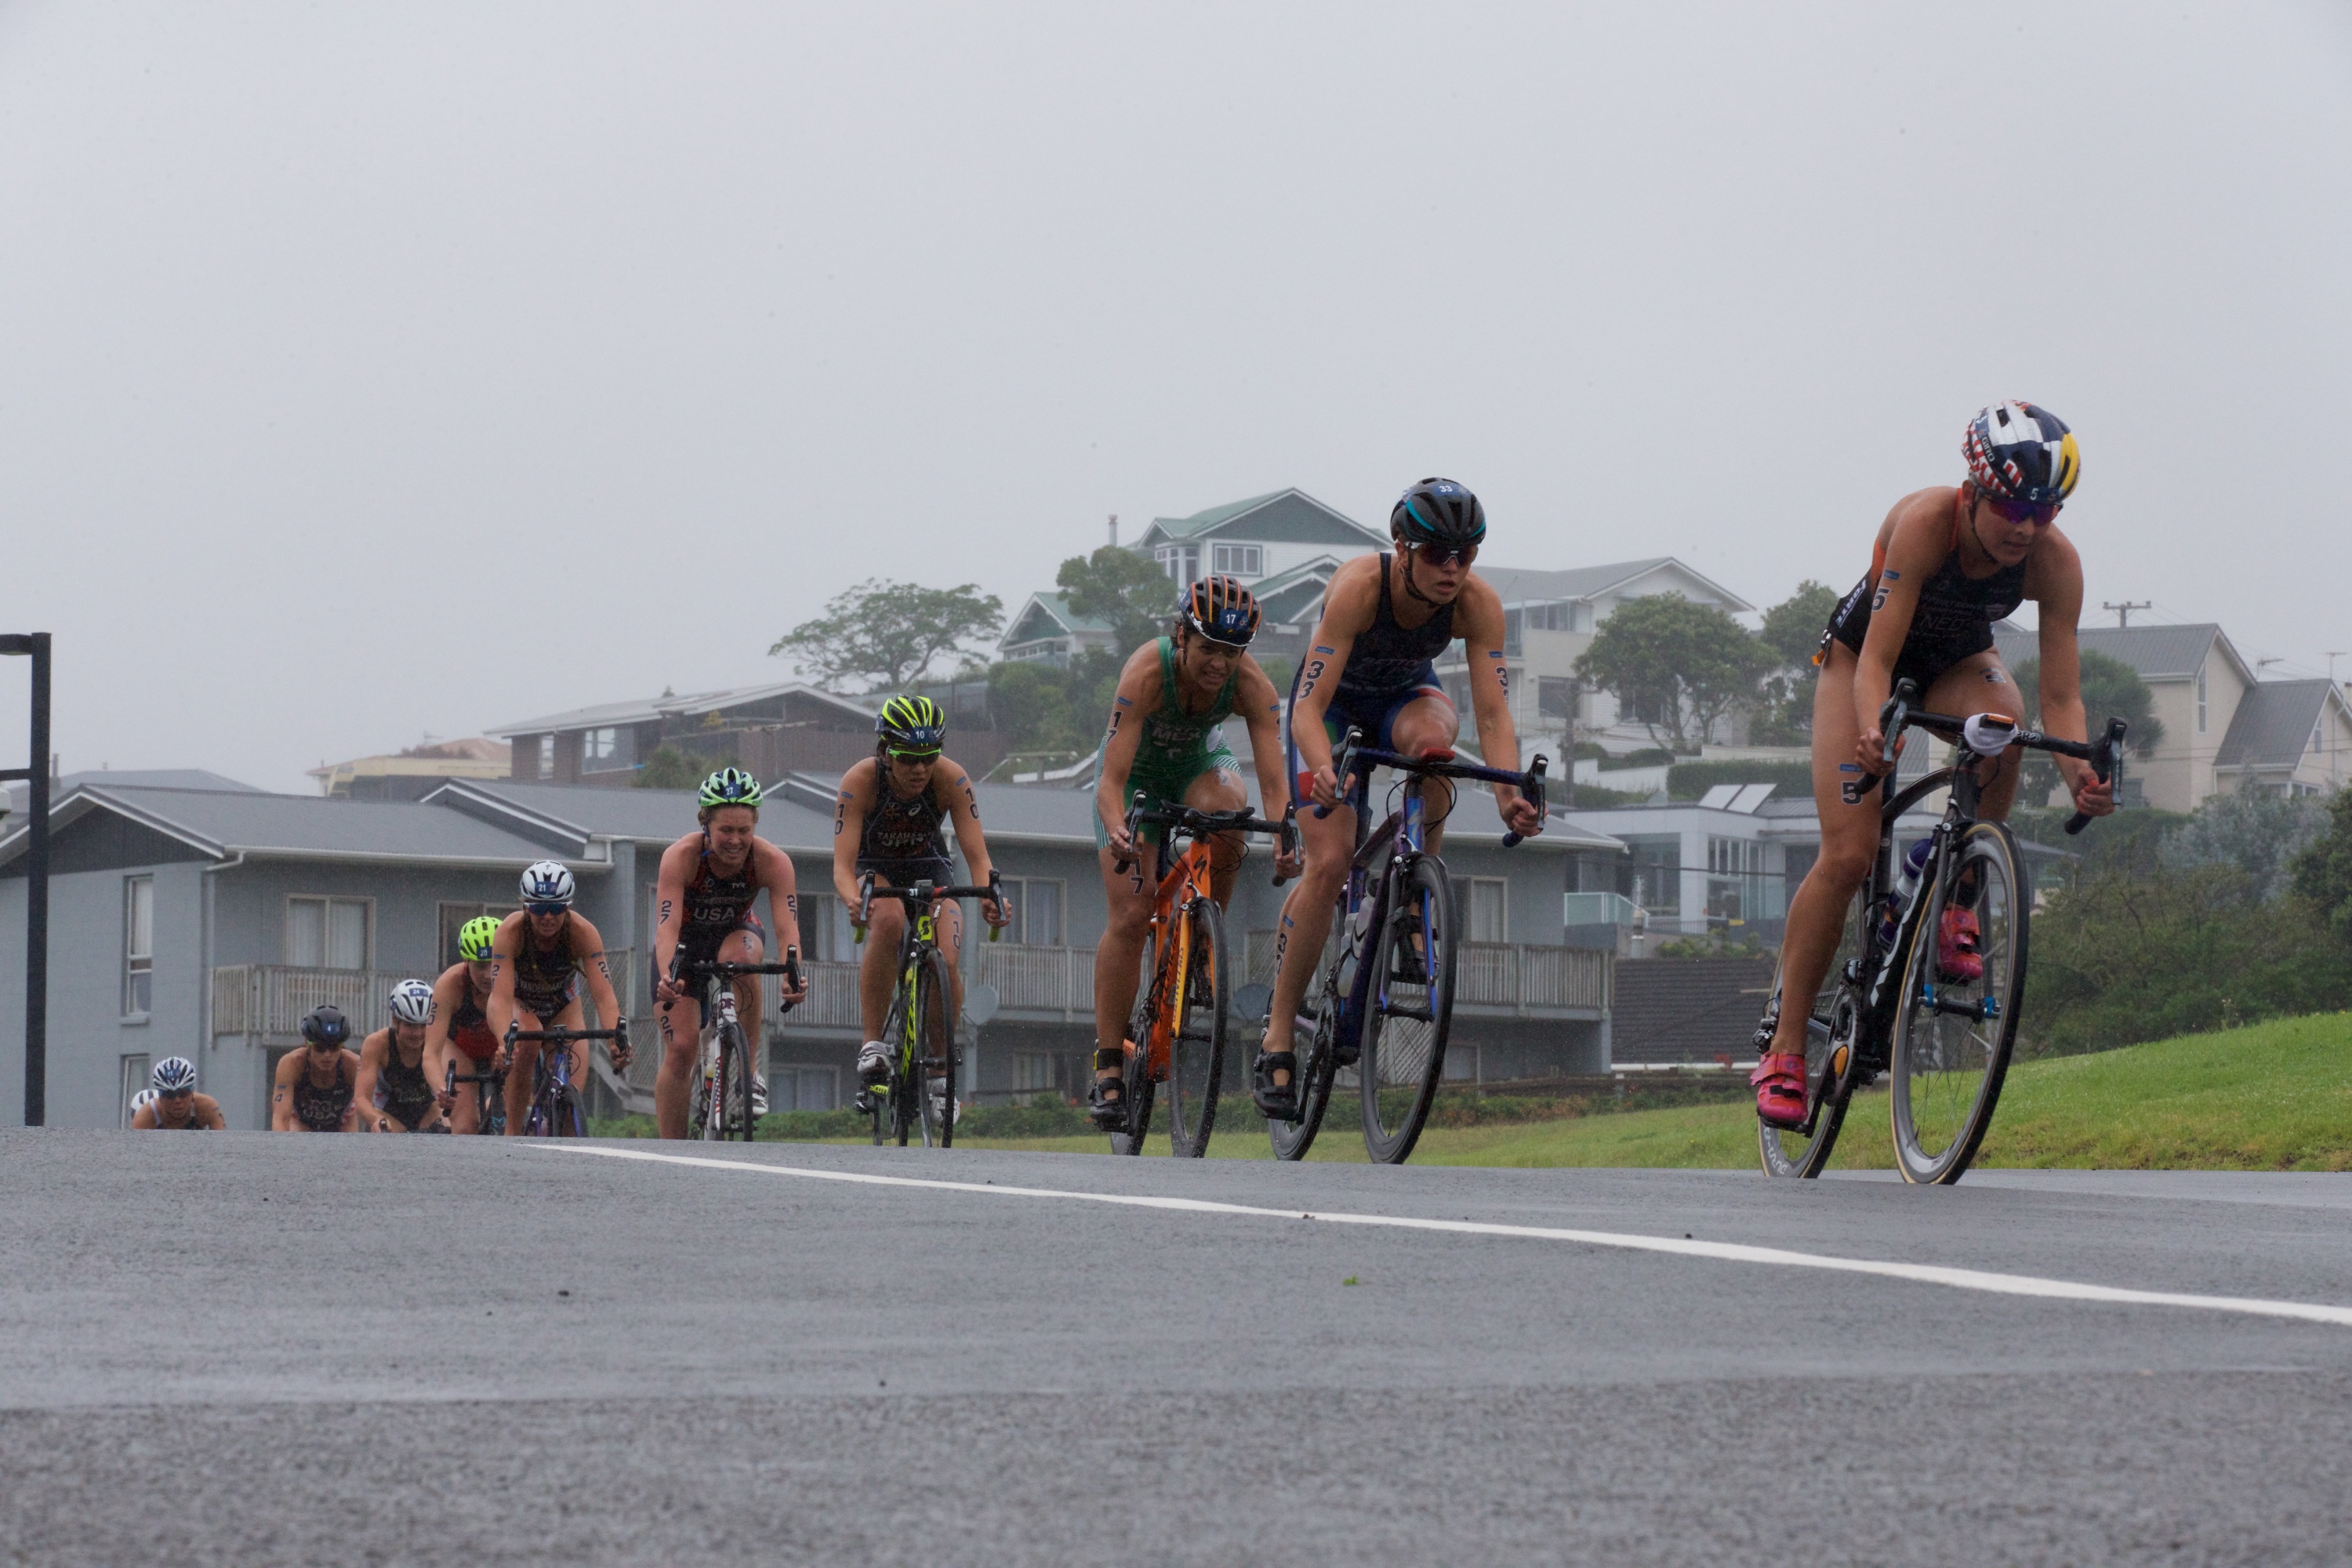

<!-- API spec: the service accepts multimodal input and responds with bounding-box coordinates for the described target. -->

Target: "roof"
[5,768,263,807]
[0,783,591,871]
[1990,622,2251,685]
[428,779,840,855]
[1476,557,1756,615]
[488,682,870,738]
[1248,556,1345,626]
[1137,489,1385,550]
[1003,592,1112,645]
[2214,680,2342,771]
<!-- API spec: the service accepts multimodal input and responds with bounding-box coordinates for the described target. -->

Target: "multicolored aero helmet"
[152,1056,198,1093]
[875,694,948,757]
[388,978,436,1027]
[699,767,764,811]
[1184,575,1262,648]
[1964,401,2080,507]
[458,915,503,963]
[1391,477,1487,550]
[521,860,576,909]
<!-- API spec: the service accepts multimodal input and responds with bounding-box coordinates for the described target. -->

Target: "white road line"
[535,1145,2352,1330]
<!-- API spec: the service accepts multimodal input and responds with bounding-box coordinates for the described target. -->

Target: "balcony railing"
[1245,931,1608,1018]
[212,949,643,1041]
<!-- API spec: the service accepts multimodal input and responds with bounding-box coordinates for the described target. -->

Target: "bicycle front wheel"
[915,949,957,1149]
[1360,855,1457,1164]
[1165,897,1229,1159]
[713,1022,755,1142]
[1891,821,2028,1185]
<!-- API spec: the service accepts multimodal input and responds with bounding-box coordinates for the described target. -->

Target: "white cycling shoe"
[856,1040,891,1084]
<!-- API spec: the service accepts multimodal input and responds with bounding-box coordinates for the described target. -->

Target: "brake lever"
[1501,755,1548,849]
[2063,717,2129,835]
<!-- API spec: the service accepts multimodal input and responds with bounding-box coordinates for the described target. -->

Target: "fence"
[1243,931,1608,1017]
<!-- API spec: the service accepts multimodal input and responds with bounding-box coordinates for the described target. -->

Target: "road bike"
[500,1021,626,1138]
[1104,797,1294,1158]
[1759,678,2125,1184]
[444,1059,507,1135]
[1269,730,1547,1164]
[672,950,802,1142]
[855,873,1002,1148]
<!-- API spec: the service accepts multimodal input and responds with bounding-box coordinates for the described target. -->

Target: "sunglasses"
[525,902,571,916]
[158,1087,194,1100]
[1984,495,2060,528]
[886,748,942,762]
[1411,542,1478,568]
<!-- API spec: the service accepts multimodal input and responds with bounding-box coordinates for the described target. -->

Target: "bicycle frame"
[856,875,1001,1144]
[672,953,800,1139]
[504,1025,620,1136]
[1119,798,1290,1082]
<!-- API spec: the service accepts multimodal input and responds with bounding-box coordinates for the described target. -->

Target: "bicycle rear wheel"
[1165,896,1229,1159]
[1892,822,2027,1185]
[915,949,956,1149]
[1109,935,1160,1156]
[1360,855,1457,1164]
[1269,912,1348,1162]
[1758,887,1870,1178]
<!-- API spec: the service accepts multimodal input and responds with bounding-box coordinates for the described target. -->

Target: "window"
[536,735,555,779]
[438,902,501,967]
[582,727,632,773]
[1502,608,1524,657]
[1538,678,1578,724]
[124,876,154,1014]
[1706,836,1766,924]
[1523,602,1574,633]
[287,897,371,969]
[2195,667,2208,735]
[118,1054,151,1126]
[1465,877,1508,943]
[998,878,1064,946]
[1155,544,1201,586]
[1013,1051,1058,1097]
[1210,543,1263,577]
[796,892,858,964]
[767,1065,838,1112]
[1620,835,1681,916]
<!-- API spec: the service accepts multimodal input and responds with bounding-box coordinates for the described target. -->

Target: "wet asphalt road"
[5,1128,2352,1566]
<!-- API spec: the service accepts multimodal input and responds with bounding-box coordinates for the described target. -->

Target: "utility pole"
[2326,652,2347,684]
[2101,601,2152,628]
[1107,514,1117,549]
[0,633,52,1126]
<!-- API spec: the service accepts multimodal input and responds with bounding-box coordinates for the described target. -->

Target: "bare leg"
[858,901,908,1043]
[1093,847,1154,1078]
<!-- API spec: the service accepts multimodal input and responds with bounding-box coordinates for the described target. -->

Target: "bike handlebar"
[854,871,1006,944]
[1112,793,1296,883]
[1840,677,2129,836]
[1312,727,1548,847]
[503,1025,623,1044]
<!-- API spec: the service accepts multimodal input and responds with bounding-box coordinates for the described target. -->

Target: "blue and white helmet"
[520,861,576,909]
[387,978,436,1027]
[130,1088,159,1114]
[152,1056,198,1093]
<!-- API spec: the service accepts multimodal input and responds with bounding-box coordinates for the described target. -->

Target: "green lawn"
[597,1012,2352,1171]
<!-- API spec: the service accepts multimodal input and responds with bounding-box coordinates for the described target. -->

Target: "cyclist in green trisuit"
[1087,575,1298,1129]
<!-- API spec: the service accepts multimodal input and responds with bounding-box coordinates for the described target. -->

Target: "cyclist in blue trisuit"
[1087,575,1301,1128]
[650,768,808,1139]
[1252,477,1544,1118]
[1751,401,2115,1127]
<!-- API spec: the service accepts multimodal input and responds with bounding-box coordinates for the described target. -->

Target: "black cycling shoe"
[1088,1075,1129,1132]
[1251,1050,1301,1120]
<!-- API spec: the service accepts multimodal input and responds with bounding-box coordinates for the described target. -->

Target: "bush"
[1597,747,1677,771]
[1666,759,1813,801]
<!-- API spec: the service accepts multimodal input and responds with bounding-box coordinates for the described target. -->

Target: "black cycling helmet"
[300,1004,351,1048]
[1391,477,1486,550]
[1182,575,1262,648]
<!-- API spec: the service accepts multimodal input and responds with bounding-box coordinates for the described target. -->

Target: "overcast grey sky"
[3,2,2347,793]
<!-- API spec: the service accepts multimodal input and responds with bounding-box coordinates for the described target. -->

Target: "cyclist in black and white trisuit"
[485,861,632,1137]
[131,1056,226,1129]
[355,979,454,1132]
[1751,402,2115,1127]
[648,768,807,1140]
[273,1006,361,1132]
[831,695,1006,1098]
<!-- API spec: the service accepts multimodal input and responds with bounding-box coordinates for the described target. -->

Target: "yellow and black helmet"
[1183,575,1262,648]
[876,693,948,756]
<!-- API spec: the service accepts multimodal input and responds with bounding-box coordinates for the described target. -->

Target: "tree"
[1573,593,1773,754]
[1750,580,1840,743]
[1057,545,1174,655]
[2163,789,2325,903]
[770,579,1004,692]
[633,745,735,790]
[2291,786,2352,945]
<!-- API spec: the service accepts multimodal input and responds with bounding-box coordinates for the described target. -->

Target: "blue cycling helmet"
[1964,401,2080,507]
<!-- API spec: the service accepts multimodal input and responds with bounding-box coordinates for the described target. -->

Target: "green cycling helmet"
[699,767,764,810]
[458,916,503,963]
[876,693,947,756]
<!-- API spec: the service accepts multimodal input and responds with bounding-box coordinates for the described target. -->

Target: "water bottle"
[1876,839,1933,947]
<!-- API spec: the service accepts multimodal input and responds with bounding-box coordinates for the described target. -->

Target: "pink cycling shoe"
[1938,908,1984,982]
[1750,1051,1808,1129]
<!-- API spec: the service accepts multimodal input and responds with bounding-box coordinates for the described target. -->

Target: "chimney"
[1108,514,1118,549]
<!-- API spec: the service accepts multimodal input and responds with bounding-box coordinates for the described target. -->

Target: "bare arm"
[270,1055,296,1131]
[937,758,1004,924]
[2025,528,2114,815]
[832,763,874,908]
[194,1094,227,1130]
[484,913,524,1054]
[1236,658,1303,875]
[1290,560,1379,804]
[1452,580,1541,835]
[651,839,693,993]
[757,841,806,999]
[130,1104,158,1129]
[423,967,461,1070]
[352,1032,389,1129]
[1094,644,1161,860]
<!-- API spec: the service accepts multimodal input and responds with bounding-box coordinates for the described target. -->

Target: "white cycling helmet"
[130,1088,159,1115]
[152,1056,198,1093]
[387,978,436,1027]
[520,861,576,909]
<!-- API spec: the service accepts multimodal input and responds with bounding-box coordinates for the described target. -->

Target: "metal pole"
[1,633,49,1125]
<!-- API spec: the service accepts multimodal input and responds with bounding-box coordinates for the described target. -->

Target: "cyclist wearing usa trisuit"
[131,1056,226,1129]
[273,1006,361,1131]
[1087,575,1300,1127]
[355,979,453,1133]
[1254,477,1544,1118]
[649,768,808,1139]
[423,916,504,1133]
[485,860,631,1137]
[833,695,1007,1095]
[1751,401,2116,1127]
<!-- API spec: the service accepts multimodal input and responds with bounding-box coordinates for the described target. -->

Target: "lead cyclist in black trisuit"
[1752,401,2116,1127]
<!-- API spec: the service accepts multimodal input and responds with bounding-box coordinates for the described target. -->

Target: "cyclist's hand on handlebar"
[1305,763,1342,811]
[981,893,1010,928]
[1497,789,1544,839]
[1105,819,1136,866]
[654,971,684,1007]
[2063,762,2117,820]
[1853,725,1899,778]
[1272,837,1302,880]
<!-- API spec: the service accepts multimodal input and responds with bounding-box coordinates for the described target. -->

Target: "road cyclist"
[425,915,506,1134]
[1751,401,2115,1136]
[130,1056,225,1130]
[272,1006,361,1132]
[483,862,633,1138]
[832,695,1007,1103]
[650,767,808,1139]
[354,979,454,1133]
[1091,573,1300,1133]
[1254,477,1544,1121]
